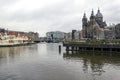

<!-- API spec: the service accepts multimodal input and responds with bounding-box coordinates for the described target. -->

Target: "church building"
[82,9,107,39]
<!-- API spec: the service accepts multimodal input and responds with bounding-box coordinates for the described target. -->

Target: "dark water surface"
[0,43,120,80]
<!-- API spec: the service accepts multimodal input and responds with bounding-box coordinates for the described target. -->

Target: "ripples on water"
[0,43,120,80]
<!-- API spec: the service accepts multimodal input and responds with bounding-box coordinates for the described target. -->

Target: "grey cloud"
[8,0,76,21]
[0,0,18,6]
[0,0,119,36]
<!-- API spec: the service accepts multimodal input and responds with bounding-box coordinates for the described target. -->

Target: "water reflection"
[46,43,63,55]
[0,44,38,65]
[0,43,119,80]
[63,51,120,78]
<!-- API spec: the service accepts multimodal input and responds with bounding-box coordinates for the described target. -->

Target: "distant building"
[0,28,39,43]
[27,32,39,41]
[64,30,82,42]
[72,30,77,41]
[39,37,47,42]
[64,32,72,42]
[104,25,115,40]
[73,30,82,41]
[115,24,120,39]
[0,28,5,33]
[46,31,65,42]
[74,31,81,41]
[82,9,107,39]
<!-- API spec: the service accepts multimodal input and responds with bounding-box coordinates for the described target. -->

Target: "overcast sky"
[0,0,120,36]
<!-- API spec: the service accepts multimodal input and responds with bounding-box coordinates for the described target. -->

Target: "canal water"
[0,43,120,80]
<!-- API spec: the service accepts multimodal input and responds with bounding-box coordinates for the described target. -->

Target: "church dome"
[96,9,103,18]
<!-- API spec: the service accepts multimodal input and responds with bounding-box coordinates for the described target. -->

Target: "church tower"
[82,12,88,38]
[82,13,87,26]
[89,10,96,39]
[90,9,96,23]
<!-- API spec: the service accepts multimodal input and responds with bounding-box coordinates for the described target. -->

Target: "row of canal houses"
[0,28,39,45]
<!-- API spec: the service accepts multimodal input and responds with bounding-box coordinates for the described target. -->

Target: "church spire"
[82,12,87,20]
[98,7,100,13]
[90,9,95,20]
[91,9,94,16]
[82,12,87,26]
[83,12,86,18]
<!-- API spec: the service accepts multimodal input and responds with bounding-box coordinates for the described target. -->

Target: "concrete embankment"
[0,42,36,47]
